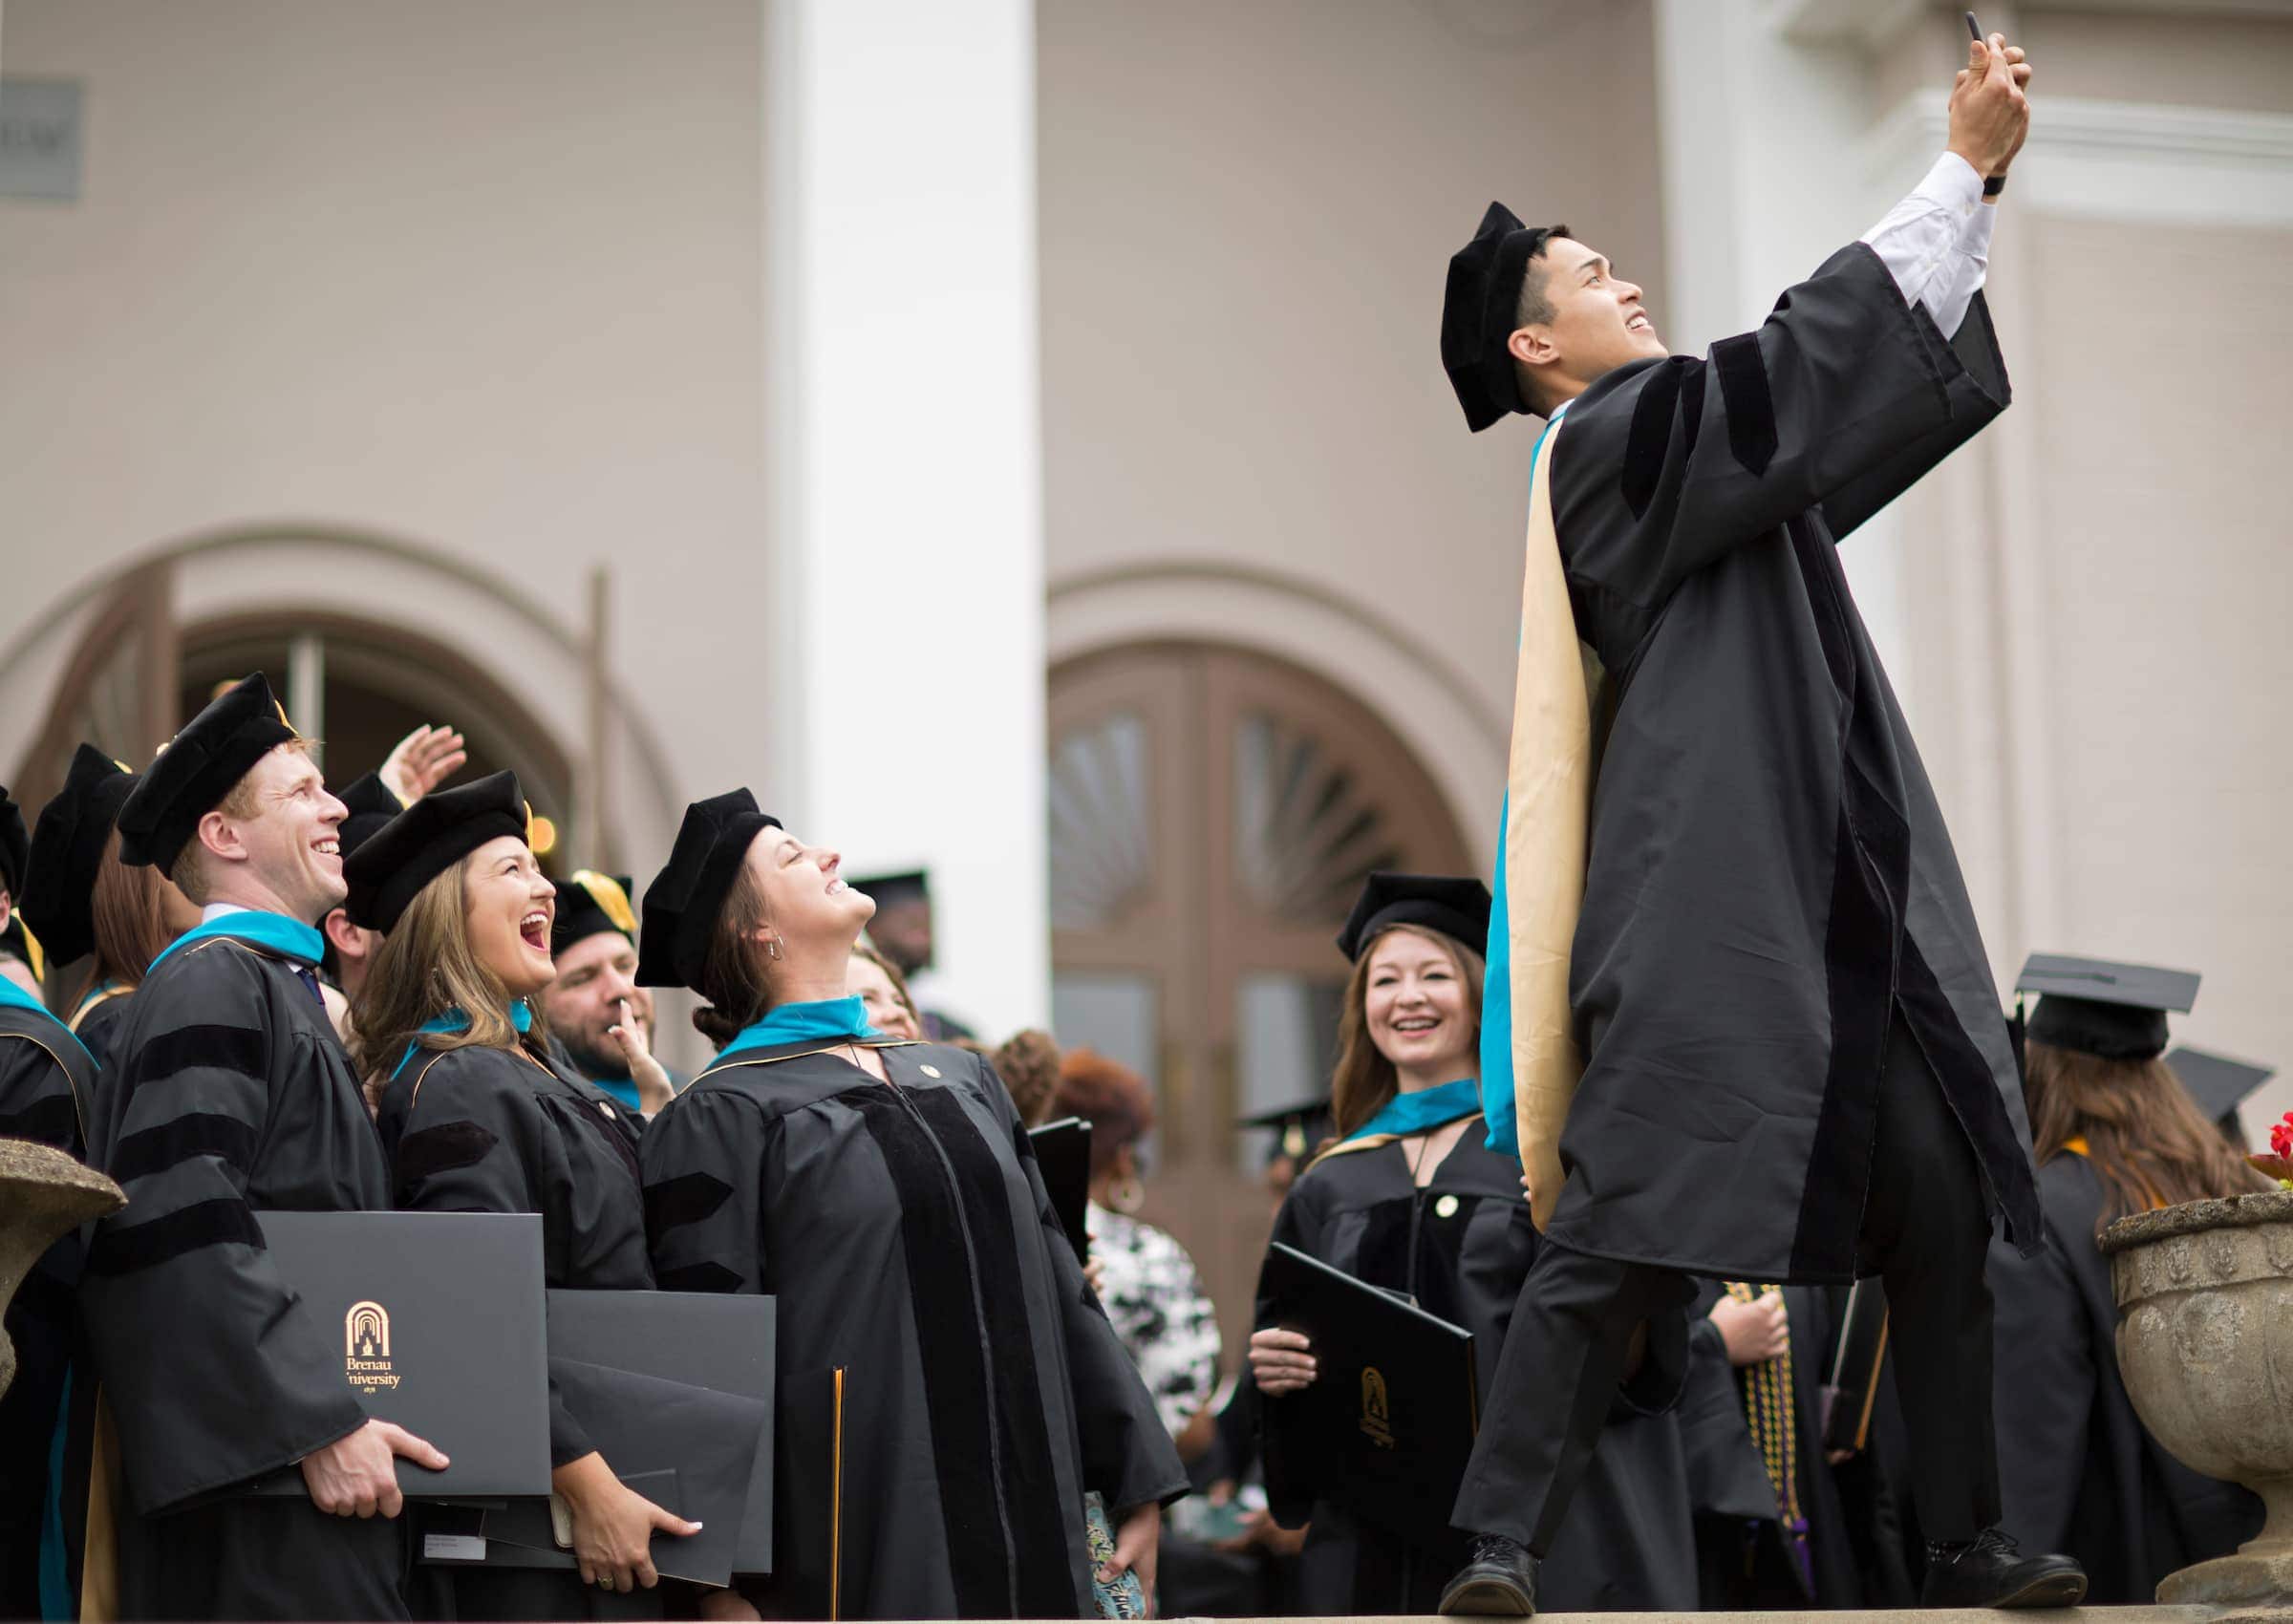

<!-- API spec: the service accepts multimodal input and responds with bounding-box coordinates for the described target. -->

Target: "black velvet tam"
[0,785,27,897]
[552,870,636,956]
[637,790,781,990]
[2019,952,2199,1062]
[21,745,137,964]
[117,673,299,876]
[2163,1045,2275,1124]
[1337,872,1493,964]
[343,770,528,933]
[332,772,405,865]
[1442,203,1564,433]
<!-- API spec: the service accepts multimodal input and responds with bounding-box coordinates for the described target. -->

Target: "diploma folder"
[545,1289,778,1573]
[1029,1116,1093,1260]
[1257,1241,1479,1552]
[249,1210,551,1499]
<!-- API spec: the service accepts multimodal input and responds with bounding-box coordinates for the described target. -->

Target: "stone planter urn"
[0,1138,124,1399]
[2103,1186,2293,1613]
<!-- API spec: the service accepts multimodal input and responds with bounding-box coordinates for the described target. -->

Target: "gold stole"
[1506,414,1598,1229]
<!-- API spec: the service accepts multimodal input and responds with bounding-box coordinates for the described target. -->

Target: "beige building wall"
[0,0,766,872]
[1038,0,1666,864]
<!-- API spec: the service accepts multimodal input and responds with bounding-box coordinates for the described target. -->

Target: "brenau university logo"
[1359,1365,1395,1449]
[345,1300,401,1392]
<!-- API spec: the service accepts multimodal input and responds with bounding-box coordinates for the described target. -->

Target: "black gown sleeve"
[0,1024,89,1153]
[387,1048,594,1467]
[80,947,369,1512]
[639,1082,769,1295]
[1987,1167,2098,1554]
[1551,243,2007,629]
[989,1057,1189,1514]
[1253,1175,1328,1531]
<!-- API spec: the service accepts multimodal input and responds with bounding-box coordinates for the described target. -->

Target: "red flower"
[2274,1113,2293,1161]
[2251,1112,2293,1187]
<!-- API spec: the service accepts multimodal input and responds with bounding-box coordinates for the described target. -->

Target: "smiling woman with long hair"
[1246,872,1698,1616]
[347,772,715,1618]
[636,789,1187,1620]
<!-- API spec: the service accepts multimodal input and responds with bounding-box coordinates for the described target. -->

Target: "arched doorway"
[1048,641,1473,1365]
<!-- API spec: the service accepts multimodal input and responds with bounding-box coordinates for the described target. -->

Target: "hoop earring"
[764,940,783,962]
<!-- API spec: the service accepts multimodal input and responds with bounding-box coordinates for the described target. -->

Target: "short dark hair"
[1514,224,1571,329]
[1511,224,1571,415]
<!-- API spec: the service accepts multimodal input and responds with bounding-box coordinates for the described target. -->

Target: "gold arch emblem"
[346,1300,390,1359]
[1360,1364,1395,1448]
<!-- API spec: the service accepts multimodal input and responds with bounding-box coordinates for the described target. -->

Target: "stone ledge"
[2102,1188,2293,1252]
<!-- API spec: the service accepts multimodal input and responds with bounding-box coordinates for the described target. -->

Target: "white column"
[763,0,1048,1036]
[1654,0,1919,701]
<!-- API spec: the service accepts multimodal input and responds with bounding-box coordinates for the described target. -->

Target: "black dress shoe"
[1921,1528,2088,1609]
[1438,1532,1539,1616]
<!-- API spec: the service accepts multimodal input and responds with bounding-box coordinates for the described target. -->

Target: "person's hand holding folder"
[301,1418,449,1519]
[1249,1328,1318,1396]
[553,1449,703,1593]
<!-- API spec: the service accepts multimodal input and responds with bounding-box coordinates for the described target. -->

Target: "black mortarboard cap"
[1238,1096,1335,1164]
[552,871,637,955]
[1443,203,1558,433]
[117,673,300,876]
[0,786,27,897]
[343,770,529,933]
[637,789,782,990]
[332,772,405,864]
[854,869,929,909]
[2018,952,2199,1062]
[1337,872,1493,964]
[2164,1045,2276,1125]
[19,745,137,965]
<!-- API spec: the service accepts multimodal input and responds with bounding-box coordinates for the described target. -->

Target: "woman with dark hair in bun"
[347,771,712,1617]
[637,789,1188,1620]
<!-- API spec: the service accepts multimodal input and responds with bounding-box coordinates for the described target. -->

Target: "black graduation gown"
[376,1037,657,1622]
[79,933,406,1622]
[0,999,96,1619]
[1540,242,2042,1283]
[1989,1154,2262,1604]
[640,1038,1187,1620]
[1259,1127,1697,1613]
[71,983,135,1072]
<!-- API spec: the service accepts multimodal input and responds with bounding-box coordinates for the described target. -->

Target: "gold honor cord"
[1725,1283,1811,1592]
[830,1366,846,1622]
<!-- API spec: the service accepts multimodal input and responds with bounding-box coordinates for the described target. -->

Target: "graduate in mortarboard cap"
[18,745,199,1071]
[76,673,449,1621]
[1986,954,2268,1605]
[538,868,680,1117]
[1249,873,1698,1614]
[0,782,100,1620]
[2164,1045,2275,1149]
[636,791,1187,1618]
[1435,26,2084,1614]
[348,772,710,1609]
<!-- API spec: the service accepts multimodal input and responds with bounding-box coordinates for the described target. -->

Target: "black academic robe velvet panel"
[1258,1129,1697,1613]
[1541,242,2042,1283]
[0,1003,96,1619]
[1989,1155,2262,1604]
[641,1039,1187,1621]
[79,934,407,1622]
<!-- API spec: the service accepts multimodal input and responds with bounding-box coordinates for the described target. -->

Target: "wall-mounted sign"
[0,79,83,201]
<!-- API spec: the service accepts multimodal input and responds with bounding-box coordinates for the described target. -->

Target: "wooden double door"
[1047,641,1472,1368]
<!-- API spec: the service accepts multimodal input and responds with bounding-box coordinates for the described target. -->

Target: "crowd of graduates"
[0,669,2274,1623]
